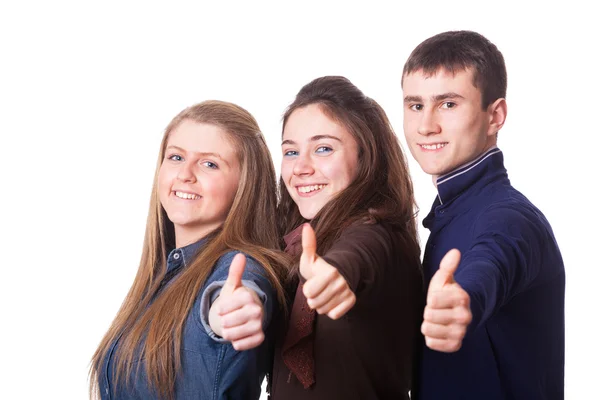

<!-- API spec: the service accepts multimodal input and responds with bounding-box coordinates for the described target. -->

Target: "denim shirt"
[100,239,277,399]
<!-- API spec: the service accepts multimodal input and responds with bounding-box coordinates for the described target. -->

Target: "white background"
[1,1,598,399]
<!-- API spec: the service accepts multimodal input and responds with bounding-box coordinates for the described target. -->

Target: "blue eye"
[168,154,183,161]
[202,161,218,169]
[315,146,332,154]
[283,150,298,157]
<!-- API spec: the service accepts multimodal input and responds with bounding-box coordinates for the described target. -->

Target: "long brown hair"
[278,76,420,277]
[90,100,288,399]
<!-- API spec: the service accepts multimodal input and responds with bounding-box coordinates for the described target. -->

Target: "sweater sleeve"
[321,223,396,295]
[456,204,551,331]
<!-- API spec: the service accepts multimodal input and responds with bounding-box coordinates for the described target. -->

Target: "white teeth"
[422,143,447,150]
[298,184,325,193]
[175,191,199,200]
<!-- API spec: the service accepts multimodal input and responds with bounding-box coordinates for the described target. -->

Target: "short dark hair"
[402,30,507,108]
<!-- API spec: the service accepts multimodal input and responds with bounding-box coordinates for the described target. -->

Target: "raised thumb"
[222,253,246,295]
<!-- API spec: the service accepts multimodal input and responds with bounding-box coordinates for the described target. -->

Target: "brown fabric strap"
[280,224,316,389]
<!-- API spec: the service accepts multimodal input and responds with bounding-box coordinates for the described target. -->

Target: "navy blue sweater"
[414,148,565,400]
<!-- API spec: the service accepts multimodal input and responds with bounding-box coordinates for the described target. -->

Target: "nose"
[293,153,315,176]
[176,161,196,183]
[417,108,441,136]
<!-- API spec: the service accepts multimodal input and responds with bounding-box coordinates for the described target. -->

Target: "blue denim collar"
[166,238,208,272]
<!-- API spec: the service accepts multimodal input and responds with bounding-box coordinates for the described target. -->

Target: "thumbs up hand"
[422,249,472,353]
[300,224,356,320]
[209,253,265,351]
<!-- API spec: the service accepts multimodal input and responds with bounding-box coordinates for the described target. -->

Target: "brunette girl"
[271,76,423,399]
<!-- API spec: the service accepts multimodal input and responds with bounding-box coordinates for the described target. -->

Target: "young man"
[402,31,565,399]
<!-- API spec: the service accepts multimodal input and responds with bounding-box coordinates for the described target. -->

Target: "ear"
[487,98,507,137]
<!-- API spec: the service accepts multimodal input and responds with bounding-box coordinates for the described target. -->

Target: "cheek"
[280,162,293,183]
[322,161,355,189]
[440,113,462,133]
[446,109,482,136]
[403,121,411,136]
[203,176,224,196]
[210,173,239,205]
[404,115,418,133]
[157,169,172,209]
[157,166,171,192]
[343,151,360,185]
[227,180,240,204]
[455,120,485,147]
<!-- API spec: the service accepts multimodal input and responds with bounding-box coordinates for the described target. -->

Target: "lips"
[297,184,326,194]
[419,142,447,150]
[173,190,200,200]
[293,183,327,198]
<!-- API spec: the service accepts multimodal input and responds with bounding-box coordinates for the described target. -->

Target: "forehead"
[283,104,351,142]
[167,120,236,155]
[403,68,480,98]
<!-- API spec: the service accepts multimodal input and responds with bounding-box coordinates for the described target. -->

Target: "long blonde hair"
[90,100,288,399]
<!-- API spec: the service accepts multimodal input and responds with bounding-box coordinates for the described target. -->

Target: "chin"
[298,206,319,220]
[419,162,446,176]
[167,211,195,225]
[423,168,442,176]
[299,211,316,220]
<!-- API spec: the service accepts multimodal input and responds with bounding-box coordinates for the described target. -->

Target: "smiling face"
[402,68,500,180]
[281,104,359,220]
[158,120,240,246]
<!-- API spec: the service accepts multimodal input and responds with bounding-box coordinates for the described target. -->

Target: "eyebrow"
[165,145,230,166]
[281,134,342,146]
[404,92,465,103]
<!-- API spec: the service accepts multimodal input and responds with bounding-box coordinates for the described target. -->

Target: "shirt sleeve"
[198,251,275,343]
[321,223,396,295]
[456,203,554,331]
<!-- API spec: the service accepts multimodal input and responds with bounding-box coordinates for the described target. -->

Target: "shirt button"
[173,253,180,260]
